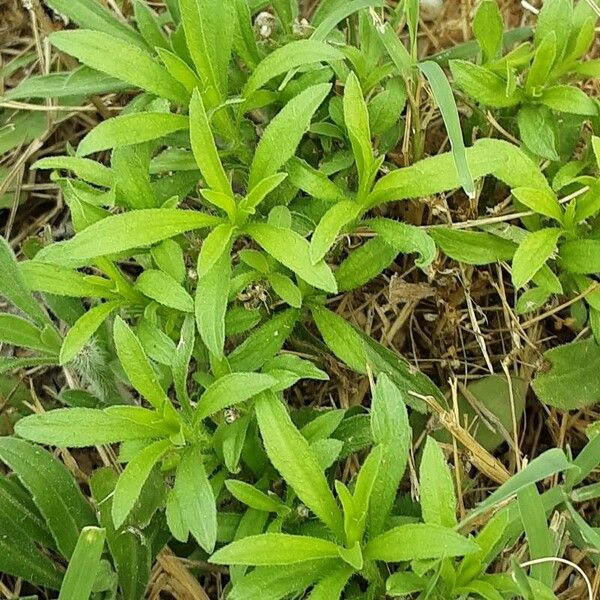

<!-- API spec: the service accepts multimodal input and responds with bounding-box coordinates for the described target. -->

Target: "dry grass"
[1,0,599,598]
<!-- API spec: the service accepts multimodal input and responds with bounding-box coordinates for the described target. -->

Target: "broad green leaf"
[32,156,113,188]
[368,218,436,269]
[255,391,344,538]
[49,30,189,105]
[77,112,188,157]
[420,437,457,528]
[239,173,289,214]
[512,228,562,288]
[247,223,337,293]
[151,239,186,283]
[195,372,277,422]
[450,60,524,107]
[526,33,557,94]
[0,237,49,326]
[134,0,168,51]
[268,273,302,308]
[310,201,360,264]
[248,83,332,190]
[370,138,550,207]
[157,47,202,93]
[466,448,573,521]
[559,239,600,274]
[0,314,57,354]
[532,338,600,410]
[15,406,173,447]
[112,438,172,528]
[168,446,217,552]
[517,104,559,161]
[349,445,382,542]
[286,157,345,202]
[231,0,261,69]
[90,469,151,600]
[44,0,144,47]
[4,67,130,100]
[37,209,220,266]
[189,89,233,197]
[198,224,236,275]
[195,240,231,358]
[228,309,299,372]
[58,527,106,600]
[540,85,597,115]
[429,229,515,264]
[473,0,503,62]
[386,572,426,596]
[60,300,120,365]
[343,71,373,195]
[228,560,338,600]
[368,374,411,535]
[135,269,193,312]
[512,187,562,222]
[244,40,342,96]
[225,480,285,513]
[418,60,475,197]
[113,316,169,412]
[211,533,341,565]
[535,0,572,60]
[0,438,95,558]
[307,564,354,600]
[364,523,477,561]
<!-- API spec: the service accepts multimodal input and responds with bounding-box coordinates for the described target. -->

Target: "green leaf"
[450,60,524,107]
[287,158,345,202]
[466,448,573,521]
[189,89,233,197]
[420,437,457,528]
[473,0,503,62]
[307,564,354,600]
[58,527,106,600]
[418,60,475,198]
[211,533,341,565]
[374,17,414,78]
[228,309,299,372]
[248,83,332,190]
[0,438,95,558]
[195,240,231,358]
[134,0,168,51]
[386,572,426,596]
[15,406,173,447]
[37,209,220,266]
[368,218,436,269]
[559,239,600,274]
[167,446,217,552]
[77,112,188,157]
[198,224,236,275]
[268,273,302,308]
[157,47,202,93]
[32,156,113,188]
[255,391,344,538]
[368,374,411,535]
[364,523,478,562]
[512,187,562,222]
[517,105,559,161]
[0,236,49,326]
[343,71,372,195]
[60,301,120,365]
[225,480,285,514]
[244,40,342,96]
[526,33,557,94]
[517,484,554,587]
[247,223,337,293]
[152,239,186,283]
[113,316,169,412]
[44,0,144,47]
[532,338,600,410]
[112,438,171,528]
[135,269,193,312]
[0,314,57,354]
[49,30,189,105]
[195,373,277,422]
[240,173,288,214]
[512,228,562,289]
[429,229,515,264]
[535,0,572,60]
[310,201,360,264]
[90,468,151,600]
[540,85,597,116]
